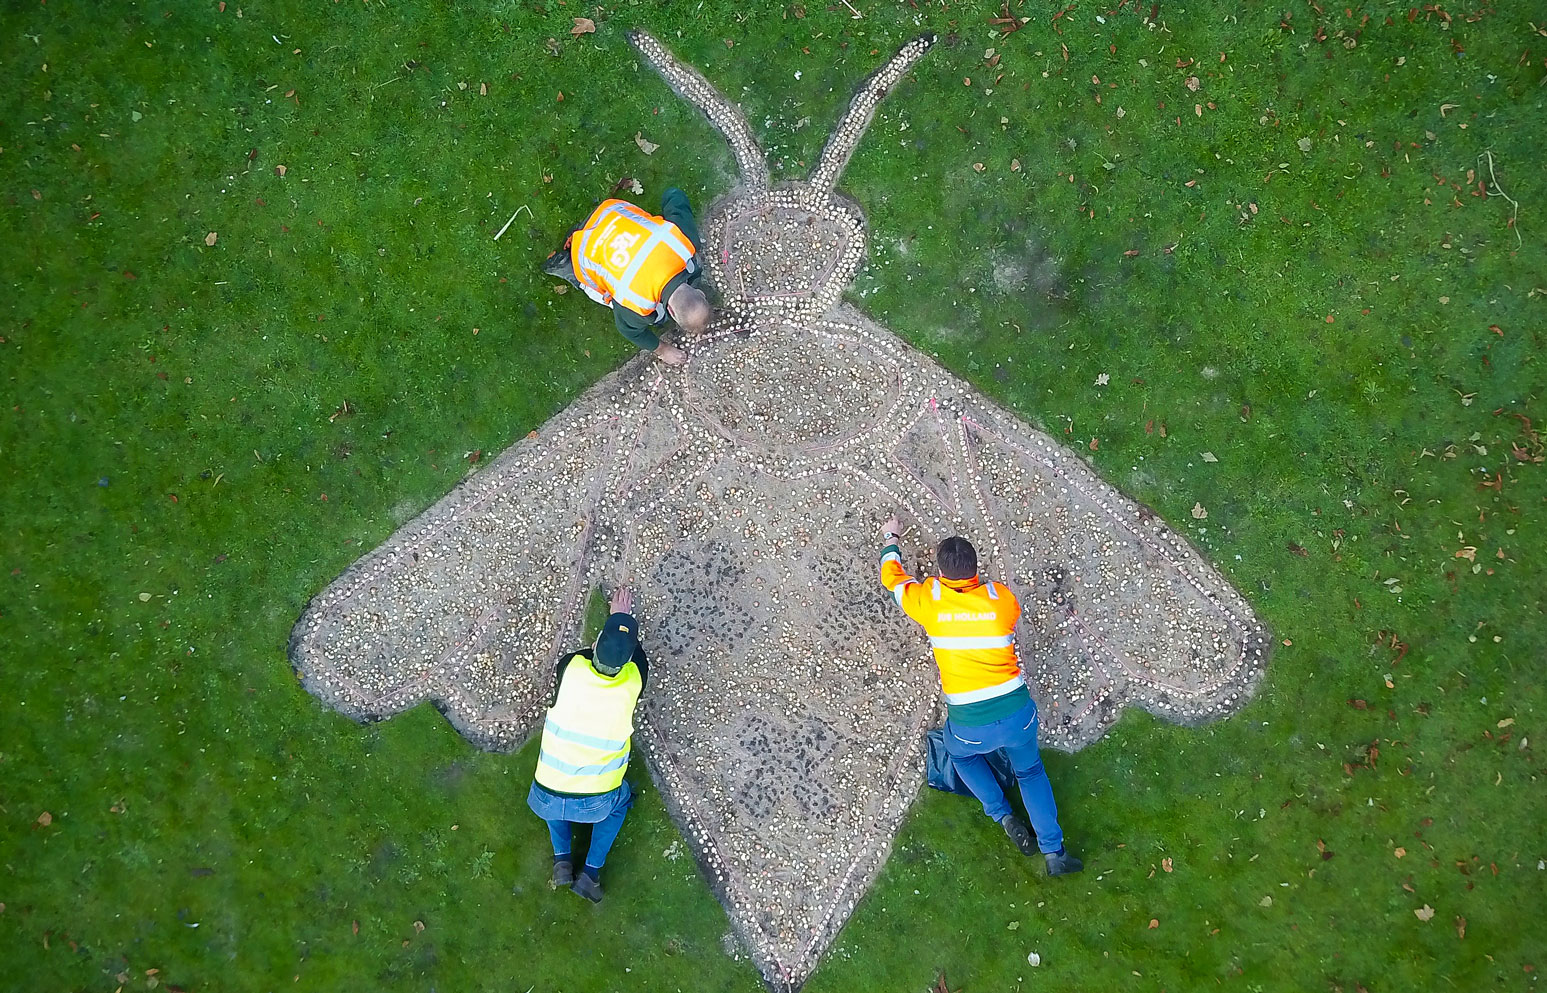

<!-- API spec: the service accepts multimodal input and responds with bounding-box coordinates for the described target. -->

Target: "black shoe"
[1000,815,1036,856]
[571,870,603,903]
[550,859,574,888]
[1045,850,1084,876]
[540,248,572,278]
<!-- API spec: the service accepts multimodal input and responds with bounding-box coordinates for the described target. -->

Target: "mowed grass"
[1,2,1543,991]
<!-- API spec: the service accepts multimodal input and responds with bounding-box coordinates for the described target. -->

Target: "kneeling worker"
[526,588,649,902]
[878,517,1083,876]
[543,188,712,366]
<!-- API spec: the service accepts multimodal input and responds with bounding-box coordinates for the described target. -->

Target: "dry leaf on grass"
[634,132,659,155]
[36,811,52,827]
[1191,502,1208,519]
[571,17,596,36]
[1415,904,1435,921]
[204,232,218,247]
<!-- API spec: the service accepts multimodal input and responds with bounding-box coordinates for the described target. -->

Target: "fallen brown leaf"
[634,132,659,155]
[204,232,218,247]
[36,811,52,827]
[571,16,596,36]
[1415,904,1435,922]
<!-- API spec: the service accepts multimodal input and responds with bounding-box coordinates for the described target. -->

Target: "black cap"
[593,613,639,675]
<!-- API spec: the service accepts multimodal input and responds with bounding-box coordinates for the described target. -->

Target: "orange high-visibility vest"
[571,199,698,321]
[881,554,1024,707]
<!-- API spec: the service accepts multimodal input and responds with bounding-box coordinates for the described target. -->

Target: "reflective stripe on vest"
[944,673,1026,705]
[929,633,1016,650]
[572,200,696,320]
[534,653,642,795]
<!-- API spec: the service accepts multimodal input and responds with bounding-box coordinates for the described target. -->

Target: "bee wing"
[942,401,1272,750]
[288,362,674,749]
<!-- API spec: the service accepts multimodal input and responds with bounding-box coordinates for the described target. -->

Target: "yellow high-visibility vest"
[533,652,642,795]
[571,199,697,320]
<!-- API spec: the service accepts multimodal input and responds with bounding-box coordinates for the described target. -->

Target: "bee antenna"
[810,34,937,194]
[628,30,769,192]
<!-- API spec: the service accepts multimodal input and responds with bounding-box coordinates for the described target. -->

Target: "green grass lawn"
[3,2,1543,991]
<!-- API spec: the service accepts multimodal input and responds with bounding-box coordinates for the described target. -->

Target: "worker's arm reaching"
[878,515,927,624]
[612,307,662,351]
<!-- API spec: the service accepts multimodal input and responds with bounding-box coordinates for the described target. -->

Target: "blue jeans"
[526,780,633,870]
[943,699,1065,854]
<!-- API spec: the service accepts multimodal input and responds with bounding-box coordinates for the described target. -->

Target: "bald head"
[667,284,712,335]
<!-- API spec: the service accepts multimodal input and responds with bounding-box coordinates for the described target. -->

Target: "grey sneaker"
[1000,815,1036,856]
[571,870,604,903]
[550,859,574,888]
[1045,850,1084,876]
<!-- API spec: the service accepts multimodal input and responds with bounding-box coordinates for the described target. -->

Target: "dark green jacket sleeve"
[631,644,649,691]
[612,306,661,351]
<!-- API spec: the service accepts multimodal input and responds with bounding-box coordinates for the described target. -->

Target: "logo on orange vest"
[936,611,998,622]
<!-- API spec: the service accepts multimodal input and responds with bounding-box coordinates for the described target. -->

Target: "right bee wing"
[938,397,1272,751]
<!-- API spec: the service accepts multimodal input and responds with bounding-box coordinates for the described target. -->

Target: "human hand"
[655,341,688,366]
[881,515,901,538]
[609,587,634,615]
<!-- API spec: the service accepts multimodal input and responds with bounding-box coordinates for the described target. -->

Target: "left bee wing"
[287,361,677,749]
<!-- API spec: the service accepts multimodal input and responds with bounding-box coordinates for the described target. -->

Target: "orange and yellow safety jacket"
[571,199,698,322]
[881,543,1033,726]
